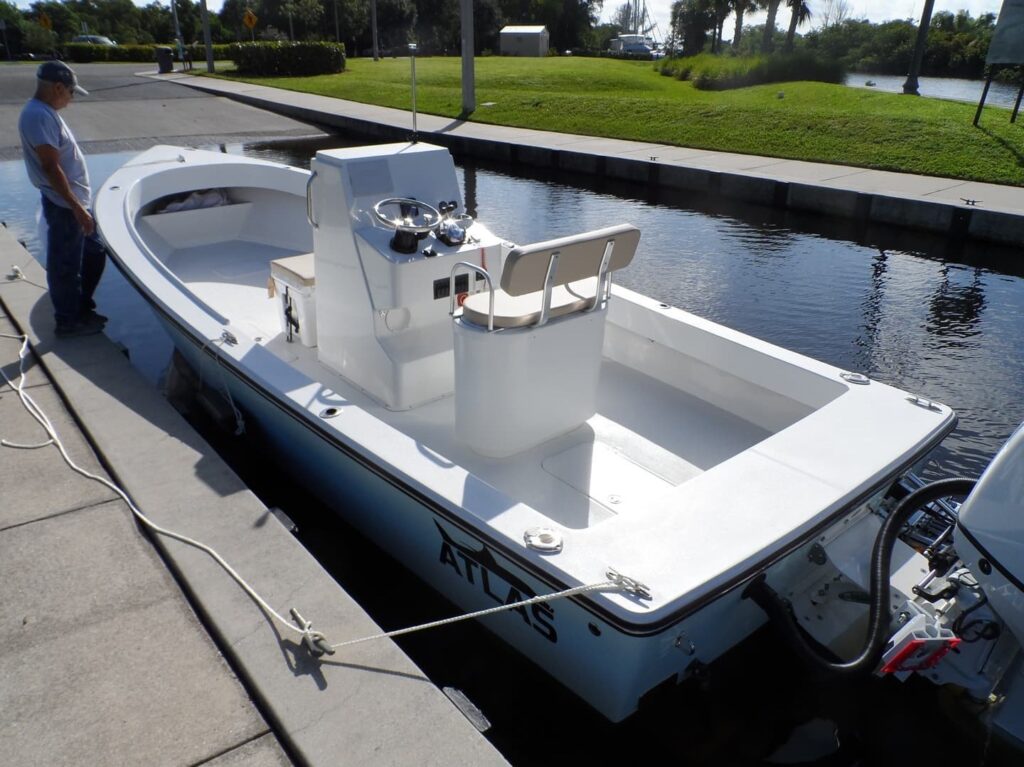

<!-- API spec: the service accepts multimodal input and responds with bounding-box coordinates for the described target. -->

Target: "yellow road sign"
[38,12,52,30]
[243,9,258,30]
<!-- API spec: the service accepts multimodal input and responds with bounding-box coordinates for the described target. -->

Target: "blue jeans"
[42,196,107,326]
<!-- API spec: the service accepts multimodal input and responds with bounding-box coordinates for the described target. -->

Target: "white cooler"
[270,253,317,347]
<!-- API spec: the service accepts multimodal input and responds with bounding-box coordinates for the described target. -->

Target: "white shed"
[500,25,549,57]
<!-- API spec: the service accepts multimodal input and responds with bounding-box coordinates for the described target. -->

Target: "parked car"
[72,35,117,46]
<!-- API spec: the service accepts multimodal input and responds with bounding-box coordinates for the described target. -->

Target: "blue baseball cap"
[37,61,89,96]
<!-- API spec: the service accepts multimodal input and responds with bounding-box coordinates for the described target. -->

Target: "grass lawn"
[208,56,1024,186]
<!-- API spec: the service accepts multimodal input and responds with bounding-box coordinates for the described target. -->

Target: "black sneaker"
[55,320,104,338]
[79,309,109,325]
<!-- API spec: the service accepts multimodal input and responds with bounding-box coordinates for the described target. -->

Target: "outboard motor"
[745,422,1024,744]
[955,423,1024,648]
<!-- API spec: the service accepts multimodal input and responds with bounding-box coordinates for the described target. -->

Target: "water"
[845,72,1022,109]
[3,137,1023,764]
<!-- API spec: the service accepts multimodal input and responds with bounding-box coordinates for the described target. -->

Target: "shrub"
[108,44,160,62]
[184,44,233,62]
[660,51,844,91]
[230,41,345,76]
[64,43,114,62]
[64,42,238,64]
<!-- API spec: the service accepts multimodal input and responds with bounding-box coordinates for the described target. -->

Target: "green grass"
[206,56,1024,186]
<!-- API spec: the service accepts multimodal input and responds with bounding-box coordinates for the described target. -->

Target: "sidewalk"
[0,225,507,766]
[165,70,1024,246]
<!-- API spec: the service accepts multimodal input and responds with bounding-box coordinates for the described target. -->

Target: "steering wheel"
[372,197,441,235]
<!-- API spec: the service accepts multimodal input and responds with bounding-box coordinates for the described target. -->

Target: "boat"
[94,142,1024,736]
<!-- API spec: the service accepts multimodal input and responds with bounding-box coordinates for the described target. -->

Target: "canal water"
[2,137,1022,765]
[844,72,1022,110]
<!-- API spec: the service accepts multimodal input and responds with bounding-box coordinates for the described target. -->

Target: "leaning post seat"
[451,224,640,458]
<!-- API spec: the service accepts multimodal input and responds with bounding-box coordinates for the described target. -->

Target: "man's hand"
[35,144,93,233]
[72,204,95,236]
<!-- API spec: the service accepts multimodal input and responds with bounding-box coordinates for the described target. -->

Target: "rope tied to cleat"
[319,568,651,655]
[2,329,651,663]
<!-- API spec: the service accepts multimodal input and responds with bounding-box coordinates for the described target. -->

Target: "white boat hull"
[96,144,957,721]
[158,304,945,720]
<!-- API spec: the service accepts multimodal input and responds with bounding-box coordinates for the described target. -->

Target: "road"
[0,61,324,159]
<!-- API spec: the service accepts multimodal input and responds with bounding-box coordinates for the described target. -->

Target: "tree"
[20,16,58,53]
[782,0,809,52]
[139,1,174,43]
[611,1,632,32]
[586,21,620,51]
[818,0,850,30]
[282,0,323,40]
[760,0,781,52]
[731,0,758,50]
[371,0,414,50]
[0,0,25,56]
[472,0,504,54]
[709,0,728,52]
[670,0,713,56]
[28,1,79,42]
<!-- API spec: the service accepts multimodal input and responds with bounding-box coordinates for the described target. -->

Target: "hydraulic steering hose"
[743,477,977,675]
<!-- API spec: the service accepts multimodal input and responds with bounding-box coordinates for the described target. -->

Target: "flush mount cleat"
[290,608,335,657]
[607,568,652,600]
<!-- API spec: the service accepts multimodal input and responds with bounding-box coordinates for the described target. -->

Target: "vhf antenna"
[409,43,418,142]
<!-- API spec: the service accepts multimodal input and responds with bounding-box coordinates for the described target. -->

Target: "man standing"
[19,61,107,338]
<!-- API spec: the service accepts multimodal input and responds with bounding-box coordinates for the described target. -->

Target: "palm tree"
[783,0,812,51]
[732,0,760,50]
[761,0,782,53]
[712,0,730,52]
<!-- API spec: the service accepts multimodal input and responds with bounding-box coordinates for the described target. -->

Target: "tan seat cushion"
[461,277,599,329]
[270,252,315,287]
[500,224,640,296]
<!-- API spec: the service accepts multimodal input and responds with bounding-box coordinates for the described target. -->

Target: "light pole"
[902,0,935,95]
[169,0,184,67]
[199,0,214,72]
[371,0,379,60]
[460,0,475,114]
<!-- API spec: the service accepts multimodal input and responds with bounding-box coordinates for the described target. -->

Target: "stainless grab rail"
[305,171,318,228]
[449,262,495,332]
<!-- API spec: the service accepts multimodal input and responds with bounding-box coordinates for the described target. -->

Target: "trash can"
[155,46,173,74]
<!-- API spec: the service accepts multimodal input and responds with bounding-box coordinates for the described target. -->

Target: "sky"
[8,0,1009,40]
[614,1,1006,45]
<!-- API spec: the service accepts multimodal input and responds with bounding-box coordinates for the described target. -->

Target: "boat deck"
[166,241,770,530]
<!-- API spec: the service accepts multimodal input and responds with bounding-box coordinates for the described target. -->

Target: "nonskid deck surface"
[169,242,770,529]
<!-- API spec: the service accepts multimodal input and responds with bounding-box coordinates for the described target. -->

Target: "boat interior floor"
[169,242,772,530]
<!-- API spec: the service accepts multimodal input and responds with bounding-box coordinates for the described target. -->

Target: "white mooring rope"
[1,330,650,659]
[5,263,48,290]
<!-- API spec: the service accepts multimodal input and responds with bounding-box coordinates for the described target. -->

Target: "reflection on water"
[4,135,1023,765]
[928,267,986,341]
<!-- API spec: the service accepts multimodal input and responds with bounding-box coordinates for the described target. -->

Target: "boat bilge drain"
[524,527,563,553]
